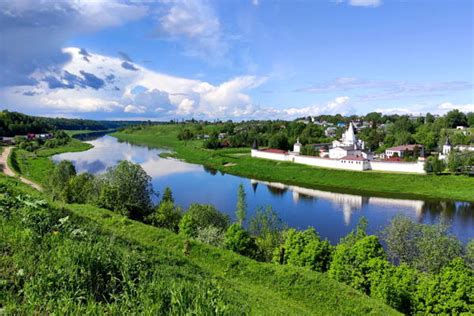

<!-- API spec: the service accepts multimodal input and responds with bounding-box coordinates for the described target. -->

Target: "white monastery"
[251,122,426,174]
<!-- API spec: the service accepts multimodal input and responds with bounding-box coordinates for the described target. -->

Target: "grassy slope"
[0,175,398,315]
[113,125,474,202]
[11,139,92,185]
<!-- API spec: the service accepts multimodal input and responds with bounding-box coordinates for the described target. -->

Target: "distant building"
[439,137,452,161]
[293,138,302,154]
[385,144,424,159]
[325,127,337,137]
[329,122,367,159]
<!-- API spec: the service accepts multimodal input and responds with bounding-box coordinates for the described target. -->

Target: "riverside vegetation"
[113,124,474,202]
[4,136,473,314]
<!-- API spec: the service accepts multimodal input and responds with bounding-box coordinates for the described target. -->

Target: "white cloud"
[349,0,381,7]
[0,47,268,119]
[438,102,474,113]
[279,96,353,117]
[335,0,382,7]
[124,105,146,114]
[156,0,227,61]
[0,0,147,86]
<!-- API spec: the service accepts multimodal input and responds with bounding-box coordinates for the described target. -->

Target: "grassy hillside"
[113,125,474,202]
[10,139,91,185]
[0,175,398,315]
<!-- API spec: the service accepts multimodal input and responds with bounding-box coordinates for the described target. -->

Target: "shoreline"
[111,126,474,203]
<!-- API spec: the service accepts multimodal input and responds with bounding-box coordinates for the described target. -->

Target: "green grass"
[113,125,474,202]
[0,175,399,315]
[11,139,92,185]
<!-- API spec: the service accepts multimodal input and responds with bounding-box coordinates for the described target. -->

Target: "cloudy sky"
[0,0,472,120]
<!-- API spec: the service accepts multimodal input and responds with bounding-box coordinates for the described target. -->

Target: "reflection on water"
[52,135,474,243]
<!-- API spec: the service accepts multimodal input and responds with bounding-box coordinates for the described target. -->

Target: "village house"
[385,144,425,159]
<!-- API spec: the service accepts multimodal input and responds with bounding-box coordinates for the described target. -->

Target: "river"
[52,135,474,243]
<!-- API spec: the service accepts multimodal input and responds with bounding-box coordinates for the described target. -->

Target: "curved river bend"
[53,135,474,244]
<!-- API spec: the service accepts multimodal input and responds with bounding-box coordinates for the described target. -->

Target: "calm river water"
[53,135,474,243]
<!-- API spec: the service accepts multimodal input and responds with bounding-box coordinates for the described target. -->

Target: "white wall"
[251,149,292,162]
[370,161,425,174]
[252,150,426,174]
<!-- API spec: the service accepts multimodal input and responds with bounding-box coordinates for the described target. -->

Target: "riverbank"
[113,125,474,202]
[10,138,92,185]
[0,174,398,315]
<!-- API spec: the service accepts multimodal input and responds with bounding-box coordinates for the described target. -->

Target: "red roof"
[341,155,366,161]
[262,148,288,154]
[386,144,423,151]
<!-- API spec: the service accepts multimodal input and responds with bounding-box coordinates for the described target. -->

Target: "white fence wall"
[251,150,426,174]
[251,149,292,162]
[370,161,425,174]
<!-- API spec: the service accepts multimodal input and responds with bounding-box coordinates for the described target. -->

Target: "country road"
[0,146,43,191]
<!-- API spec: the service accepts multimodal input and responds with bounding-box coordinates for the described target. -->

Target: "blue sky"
[0,0,472,120]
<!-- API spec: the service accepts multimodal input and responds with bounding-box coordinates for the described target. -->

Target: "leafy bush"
[383,216,463,273]
[224,224,258,258]
[414,258,473,314]
[146,200,182,233]
[328,235,386,294]
[249,206,285,262]
[274,228,333,272]
[179,204,230,238]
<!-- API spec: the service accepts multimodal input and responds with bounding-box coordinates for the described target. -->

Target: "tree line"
[0,110,141,136]
[47,160,473,315]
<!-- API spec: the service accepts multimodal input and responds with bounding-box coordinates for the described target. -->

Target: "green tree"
[47,160,76,201]
[467,112,474,127]
[383,216,463,273]
[249,206,285,262]
[235,184,247,225]
[424,156,445,174]
[268,132,289,150]
[177,128,194,142]
[368,261,418,314]
[466,239,474,269]
[275,228,333,272]
[445,109,468,128]
[414,258,473,314]
[66,172,96,204]
[224,223,258,258]
[179,204,230,238]
[98,161,154,219]
[328,234,386,293]
[161,187,174,203]
[414,124,437,151]
[145,200,182,232]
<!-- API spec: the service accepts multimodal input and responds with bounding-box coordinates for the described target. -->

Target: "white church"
[251,122,426,174]
[328,122,373,160]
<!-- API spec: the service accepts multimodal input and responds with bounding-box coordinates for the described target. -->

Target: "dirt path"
[0,146,43,191]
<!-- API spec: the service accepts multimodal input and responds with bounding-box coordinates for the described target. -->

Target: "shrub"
[146,200,182,233]
[414,258,474,314]
[179,204,230,238]
[328,235,386,294]
[249,206,285,262]
[224,224,258,258]
[274,228,333,272]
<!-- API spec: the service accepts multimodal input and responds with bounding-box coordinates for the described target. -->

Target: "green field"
[0,175,398,315]
[113,125,474,202]
[10,139,92,185]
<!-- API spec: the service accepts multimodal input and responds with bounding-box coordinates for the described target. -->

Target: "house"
[385,144,424,159]
[325,127,337,137]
